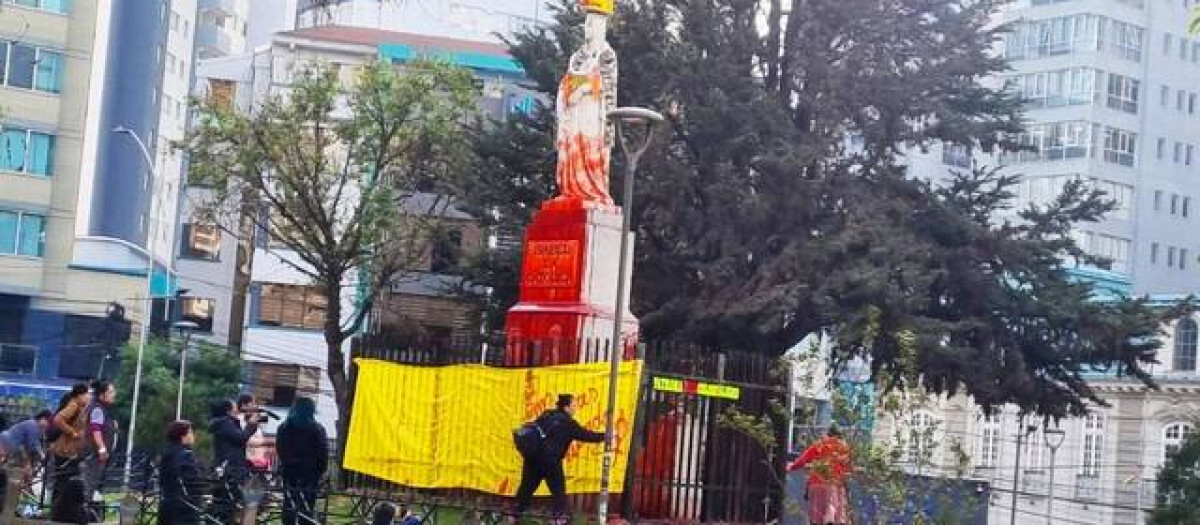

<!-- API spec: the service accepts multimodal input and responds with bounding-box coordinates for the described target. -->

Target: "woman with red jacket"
[787,425,852,525]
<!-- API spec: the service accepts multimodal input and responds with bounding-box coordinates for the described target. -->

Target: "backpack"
[512,421,546,459]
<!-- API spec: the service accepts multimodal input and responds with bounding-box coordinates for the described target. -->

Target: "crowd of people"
[0,381,330,525]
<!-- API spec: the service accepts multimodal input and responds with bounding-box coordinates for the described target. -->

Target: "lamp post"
[1010,419,1038,525]
[112,125,160,489]
[172,320,200,420]
[1044,427,1066,525]
[597,106,664,525]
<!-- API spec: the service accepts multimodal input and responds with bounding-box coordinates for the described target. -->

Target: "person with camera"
[209,399,259,524]
[237,395,275,475]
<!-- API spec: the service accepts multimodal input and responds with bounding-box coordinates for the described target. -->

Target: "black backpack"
[513,421,546,459]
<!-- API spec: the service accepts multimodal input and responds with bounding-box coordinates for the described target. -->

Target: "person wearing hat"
[513,394,606,522]
[787,425,853,525]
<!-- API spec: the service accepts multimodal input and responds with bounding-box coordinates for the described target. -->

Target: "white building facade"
[910,0,1200,296]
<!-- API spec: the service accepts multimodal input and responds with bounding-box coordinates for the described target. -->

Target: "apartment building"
[0,0,196,397]
[910,0,1200,296]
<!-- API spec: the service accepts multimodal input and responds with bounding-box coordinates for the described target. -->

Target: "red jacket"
[787,436,851,487]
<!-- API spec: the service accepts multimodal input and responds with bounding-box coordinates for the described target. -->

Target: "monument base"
[505,204,638,366]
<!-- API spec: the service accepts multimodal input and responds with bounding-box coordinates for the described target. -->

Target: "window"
[1182,249,1189,270]
[1193,42,1199,63]
[1110,20,1145,61]
[1182,38,1189,60]
[1162,85,1170,107]
[1179,90,1188,111]
[1164,422,1195,462]
[179,298,214,333]
[1156,190,1164,211]
[1106,73,1139,114]
[1184,197,1191,218]
[180,224,220,260]
[1012,68,1099,108]
[1,0,69,14]
[1191,94,1197,115]
[0,210,45,257]
[977,413,1001,468]
[1103,127,1137,167]
[1172,194,1180,215]
[1092,179,1134,220]
[1175,142,1183,163]
[1158,138,1167,159]
[1165,33,1174,55]
[1152,242,1160,264]
[1189,145,1195,166]
[942,143,972,168]
[1081,414,1104,477]
[1079,233,1131,273]
[1,43,63,93]
[1169,246,1177,267]
[907,411,938,465]
[1007,121,1094,163]
[1003,15,1110,61]
[429,228,463,273]
[0,127,54,177]
[256,284,327,330]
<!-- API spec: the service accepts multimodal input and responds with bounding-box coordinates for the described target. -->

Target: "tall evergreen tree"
[460,0,1190,417]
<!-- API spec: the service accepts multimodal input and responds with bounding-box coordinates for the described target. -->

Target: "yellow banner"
[343,359,644,496]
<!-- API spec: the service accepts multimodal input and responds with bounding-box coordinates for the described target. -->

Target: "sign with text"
[652,376,741,400]
[520,240,581,288]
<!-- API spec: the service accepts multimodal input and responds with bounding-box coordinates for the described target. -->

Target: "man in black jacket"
[159,420,202,525]
[514,394,605,521]
[209,399,258,524]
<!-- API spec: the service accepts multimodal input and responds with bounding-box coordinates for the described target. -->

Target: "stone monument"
[505,0,637,365]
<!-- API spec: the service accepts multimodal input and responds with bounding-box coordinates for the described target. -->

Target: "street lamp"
[112,125,160,489]
[1043,427,1066,525]
[172,320,200,420]
[1010,420,1038,525]
[597,106,664,525]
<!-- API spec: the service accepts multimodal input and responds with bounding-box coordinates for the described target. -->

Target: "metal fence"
[342,334,790,524]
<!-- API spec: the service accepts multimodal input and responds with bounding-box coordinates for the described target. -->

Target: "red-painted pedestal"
[505,203,638,365]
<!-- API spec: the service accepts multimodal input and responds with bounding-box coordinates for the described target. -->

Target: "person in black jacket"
[275,397,328,525]
[209,399,259,524]
[159,420,202,525]
[514,394,606,521]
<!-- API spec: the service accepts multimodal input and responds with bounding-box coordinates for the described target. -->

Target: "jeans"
[514,456,568,519]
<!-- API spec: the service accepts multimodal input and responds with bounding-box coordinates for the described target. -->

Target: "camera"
[244,407,279,424]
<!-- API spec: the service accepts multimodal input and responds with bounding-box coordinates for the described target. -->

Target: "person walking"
[49,383,92,524]
[209,399,259,524]
[787,425,853,525]
[158,421,202,525]
[83,380,118,504]
[513,394,606,523]
[275,397,328,525]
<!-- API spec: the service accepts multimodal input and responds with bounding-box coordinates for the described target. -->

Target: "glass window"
[0,128,27,172]
[1152,242,1160,264]
[1162,85,1170,107]
[1192,94,1198,115]
[1172,194,1180,215]
[1155,190,1163,211]
[0,211,16,254]
[0,210,44,257]
[1106,73,1139,114]
[256,284,328,330]
[1169,246,1178,268]
[180,298,215,333]
[1175,142,1183,163]
[1158,138,1166,159]
[906,411,939,465]
[0,42,7,85]
[33,49,61,93]
[1182,249,1189,270]
[1103,127,1137,167]
[1184,197,1191,218]
[7,44,35,89]
[1164,422,1195,462]
[27,132,53,176]
[1189,145,1195,166]
[16,213,43,256]
[180,224,220,260]
[1081,414,1104,477]
[977,413,1001,468]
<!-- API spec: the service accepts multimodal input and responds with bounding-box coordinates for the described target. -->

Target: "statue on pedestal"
[549,0,619,210]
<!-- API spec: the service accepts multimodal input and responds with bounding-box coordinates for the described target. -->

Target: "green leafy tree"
[184,60,478,449]
[460,0,1190,418]
[113,339,241,456]
[1152,428,1200,524]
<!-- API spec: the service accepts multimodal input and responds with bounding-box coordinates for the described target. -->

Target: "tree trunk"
[322,280,350,482]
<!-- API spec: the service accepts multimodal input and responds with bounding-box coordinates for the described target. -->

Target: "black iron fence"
[342,334,789,524]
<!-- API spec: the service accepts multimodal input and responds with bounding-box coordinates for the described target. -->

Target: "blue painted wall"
[89,0,169,246]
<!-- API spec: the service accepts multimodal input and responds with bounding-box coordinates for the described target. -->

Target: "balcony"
[199,0,236,17]
[1075,474,1100,501]
[196,23,234,59]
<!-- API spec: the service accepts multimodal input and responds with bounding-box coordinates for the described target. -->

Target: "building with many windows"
[909,0,1200,295]
[0,0,198,398]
